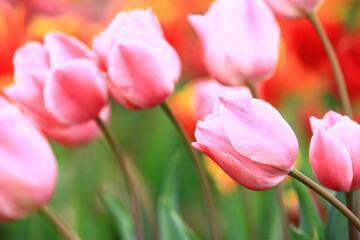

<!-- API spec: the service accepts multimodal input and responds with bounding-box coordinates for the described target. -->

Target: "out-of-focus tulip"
[188,0,280,86]
[93,8,181,110]
[106,0,213,79]
[0,96,57,221]
[309,111,360,192]
[192,90,298,190]
[5,31,108,146]
[265,0,325,19]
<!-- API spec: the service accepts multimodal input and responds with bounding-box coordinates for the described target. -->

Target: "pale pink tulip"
[265,0,324,19]
[188,0,280,86]
[0,97,57,221]
[5,31,108,146]
[194,79,249,120]
[309,111,360,191]
[192,90,298,190]
[93,8,181,109]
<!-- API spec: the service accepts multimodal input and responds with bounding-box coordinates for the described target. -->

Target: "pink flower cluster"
[1,8,180,221]
[1,0,352,223]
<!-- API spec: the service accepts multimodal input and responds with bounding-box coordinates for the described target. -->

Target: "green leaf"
[99,192,135,240]
[290,225,311,240]
[157,152,200,240]
[325,192,348,240]
[291,179,324,240]
[158,197,200,240]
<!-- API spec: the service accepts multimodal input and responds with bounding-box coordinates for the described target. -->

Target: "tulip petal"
[219,90,298,171]
[40,105,110,146]
[188,0,279,85]
[0,97,57,221]
[44,32,92,68]
[194,79,249,120]
[192,142,287,190]
[108,40,180,109]
[265,0,324,18]
[309,128,352,192]
[44,59,107,125]
[328,121,360,190]
[13,42,49,68]
[188,13,241,85]
[194,111,288,190]
[5,68,59,126]
[93,8,163,68]
[309,110,350,133]
[105,8,163,37]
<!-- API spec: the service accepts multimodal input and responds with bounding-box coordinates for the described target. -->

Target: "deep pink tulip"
[93,8,181,109]
[5,31,108,146]
[192,90,298,190]
[309,111,360,192]
[188,0,280,86]
[265,0,324,19]
[0,97,57,221]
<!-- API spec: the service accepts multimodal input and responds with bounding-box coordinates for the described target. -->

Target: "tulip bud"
[5,31,108,146]
[93,8,181,109]
[309,111,360,192]
[188,0,280,86]
[192,90,298,190]
[0,97,57,221]
[265,0,324,19]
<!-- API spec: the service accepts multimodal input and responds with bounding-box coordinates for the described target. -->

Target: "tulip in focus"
[93,8,181,110]
[188,0,280,86]
[170,79,248,194]
[5,31,108,146]
[192,90,298,190]
[0,96,57,221]
[170,79,249,140]
[265,0,325,19]
[309,111,360,192]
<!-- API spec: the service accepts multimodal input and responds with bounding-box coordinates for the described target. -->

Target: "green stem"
[250,83,289,239]
[346,192,358,240]
[96,117,143,240]
[248,84,258,99]
[240,188,258,240]
[289,168,360,230]
[307,13,353,118]
[40,205,81,240]
[160,102,219,240]
[276,183,289,240]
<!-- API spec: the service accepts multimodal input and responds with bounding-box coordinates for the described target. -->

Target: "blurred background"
[0,0,359,239]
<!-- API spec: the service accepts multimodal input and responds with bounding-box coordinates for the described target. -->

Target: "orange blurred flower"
[0,1,27,91]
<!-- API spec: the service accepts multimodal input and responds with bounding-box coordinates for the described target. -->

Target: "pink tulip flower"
[309,111,360,192]
[265,0,324,19]
[5,31,108,146]
[0,97,57,221]
[93,8,181,110]
[194,79,249,121]
[188,0,280,86]
[192,90,298,190]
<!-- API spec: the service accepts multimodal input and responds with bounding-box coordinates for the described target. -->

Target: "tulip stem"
[289,168,360,231]
[160,102,219,240]
[40,205,81,240]
[346,192,358,240]
[96,117,143,240]
[276,183,290,240]
[240,188,259,240]
[307,13,352,118]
